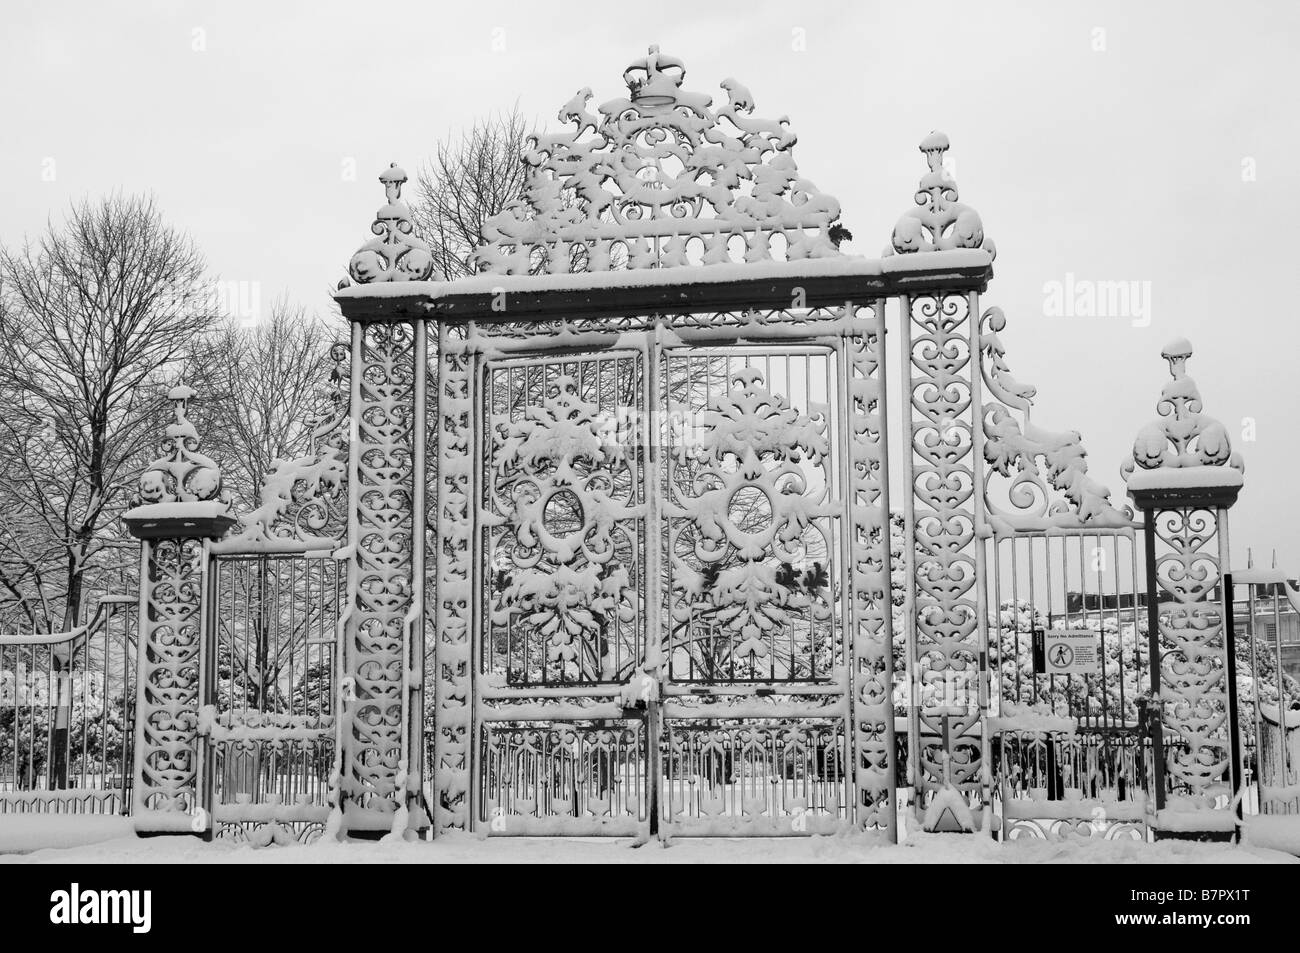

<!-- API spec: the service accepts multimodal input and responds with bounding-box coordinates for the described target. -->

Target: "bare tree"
[193,302,342,714]
[0,194,220,631]
[197,300,341,512]
[408,106,535,279]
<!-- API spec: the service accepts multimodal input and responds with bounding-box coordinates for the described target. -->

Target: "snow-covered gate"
[331,48,949,838]
[198,553,341,842]
[331,46,1201,840]
[106,46,1258,844]
[80,45,1259,848]
[429,294,894,838]
[115,374,348,841]
[196,355,351,843]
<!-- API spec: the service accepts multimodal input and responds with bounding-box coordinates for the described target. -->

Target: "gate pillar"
[1124,339,1244,839]
[338,164,431,835]
[123,384,236,833]
[888,134,995,829]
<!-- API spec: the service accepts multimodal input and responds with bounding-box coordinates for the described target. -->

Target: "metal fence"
[980,532,1300,839]
[1233,568,1300,820]
[982,527,1153,838]
[0,596,138,815]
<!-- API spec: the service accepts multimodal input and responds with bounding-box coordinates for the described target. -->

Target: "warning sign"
[1033,627,1100,676]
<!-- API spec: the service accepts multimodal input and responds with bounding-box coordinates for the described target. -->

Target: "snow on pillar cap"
[342,162,435,286]
[886,131,995,259]
[1122,339,1244,503]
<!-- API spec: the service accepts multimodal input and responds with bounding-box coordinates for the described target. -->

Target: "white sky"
[3,0,1298,567]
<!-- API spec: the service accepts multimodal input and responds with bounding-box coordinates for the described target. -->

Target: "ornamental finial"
[1122,339,1244,481]
[345,162,435,284]
[135,382,230,507]
[887,131,994,258]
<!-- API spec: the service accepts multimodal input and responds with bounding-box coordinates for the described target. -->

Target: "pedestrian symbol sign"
[1032,627,1100,675]
[1050,643,1074,668]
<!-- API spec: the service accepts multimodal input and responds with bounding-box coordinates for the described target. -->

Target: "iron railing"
[0,595,138,815]
[1233,568,1299,819]
[981,526,1153,836]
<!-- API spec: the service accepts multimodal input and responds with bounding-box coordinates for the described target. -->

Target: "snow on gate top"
[338,45,994,294]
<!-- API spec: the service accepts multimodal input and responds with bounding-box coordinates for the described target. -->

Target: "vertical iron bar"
[1142,507,1166,814]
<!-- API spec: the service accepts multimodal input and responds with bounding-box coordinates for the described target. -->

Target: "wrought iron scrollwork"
[473,46,843,274]
[887,132,994,258]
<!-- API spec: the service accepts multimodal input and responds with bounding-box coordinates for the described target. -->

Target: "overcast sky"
[3,0,1298,567]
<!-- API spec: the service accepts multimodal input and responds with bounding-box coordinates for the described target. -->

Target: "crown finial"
[624,45,686,108]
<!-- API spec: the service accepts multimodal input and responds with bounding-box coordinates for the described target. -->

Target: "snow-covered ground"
[2,830,1296,864]
[0,815,134,853]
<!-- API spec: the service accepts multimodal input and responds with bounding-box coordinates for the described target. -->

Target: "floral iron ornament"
[472,45,843,274]
[135,383,230,507]
[887,131,994,258]
[345,163,435,284]
[668,367,836,665]
[488,375,641,679]
[1122,338,1244,485]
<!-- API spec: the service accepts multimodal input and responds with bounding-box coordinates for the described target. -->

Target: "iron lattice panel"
[661,347,845,687]
[481,352,648,688]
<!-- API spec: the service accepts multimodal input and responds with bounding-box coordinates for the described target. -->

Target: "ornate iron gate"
[94,45,1264,847]
[332,45,1003,839]
[467,333,871,836]
[476,347,652,835]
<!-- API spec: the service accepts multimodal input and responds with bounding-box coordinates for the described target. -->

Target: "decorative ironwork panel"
[135,537,204,819]
[657,339,883,836]
[216,344,352,554]
[478,720,646,835]
[471,350,650,835]
[976,305,1124,528]
[343,321,418,821]
[845,306,895,832]
[1150,507,1232,794]
[483,355,647,686]
[472,46,843,275]
[662,350,841,684]
[662,719,848,834]
[903,292,984,797]
[432,323,474,832]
